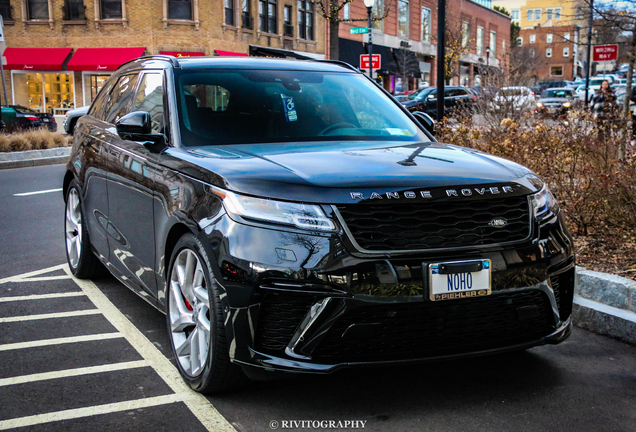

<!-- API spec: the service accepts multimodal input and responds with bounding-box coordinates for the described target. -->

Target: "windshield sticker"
[386,128,412,136]
[281,94,298,122]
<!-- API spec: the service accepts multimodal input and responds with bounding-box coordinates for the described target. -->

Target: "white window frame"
[517,37,523,47]
[530,34,535,44]
[421,6,431,42]
[535,9,541,20]
[563,47,570,57]
[490,30,496,55]
[547,33,553,43]
[511,9,519,20]
[476,26,484,56]
[81,71,113,107]
[546,48,552,58]
[11,70,77,114]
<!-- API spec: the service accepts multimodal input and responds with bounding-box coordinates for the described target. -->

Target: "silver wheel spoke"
[65,189,82,268]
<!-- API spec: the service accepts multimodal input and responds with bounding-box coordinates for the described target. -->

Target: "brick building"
[0,0,325,114]
[518,25,579,80]
[336,0,510,92]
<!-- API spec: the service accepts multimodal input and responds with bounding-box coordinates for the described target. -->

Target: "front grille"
[337,196,531,251]
[256,293,315,351]
[312,290,554,362]
[550,267,575,320]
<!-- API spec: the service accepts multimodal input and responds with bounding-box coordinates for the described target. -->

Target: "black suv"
[400,86,477,117]
[64,56,575,393]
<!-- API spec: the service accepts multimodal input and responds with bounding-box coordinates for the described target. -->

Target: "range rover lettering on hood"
[350,185,517,200]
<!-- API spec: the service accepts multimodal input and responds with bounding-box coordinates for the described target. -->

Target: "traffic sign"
[350,27,369,34]
[360,54,380,69]
[593,44,618,62]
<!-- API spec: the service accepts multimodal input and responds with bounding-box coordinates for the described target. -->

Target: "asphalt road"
[1,164,635,432]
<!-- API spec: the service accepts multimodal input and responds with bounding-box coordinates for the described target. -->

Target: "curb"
[0,147,71,170]
[573,267,636,345]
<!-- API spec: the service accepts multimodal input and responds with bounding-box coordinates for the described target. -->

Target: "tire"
[64,180,105,279]
[166,233,247,393]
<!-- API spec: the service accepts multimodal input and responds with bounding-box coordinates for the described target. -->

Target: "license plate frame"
[427,259,491,301]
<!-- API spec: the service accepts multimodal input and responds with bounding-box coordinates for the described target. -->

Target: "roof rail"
[117,55,180,70]
[317,59,360,73]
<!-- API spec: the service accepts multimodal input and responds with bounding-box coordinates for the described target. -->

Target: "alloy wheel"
[168,248,211,377]
[65,188,82,269]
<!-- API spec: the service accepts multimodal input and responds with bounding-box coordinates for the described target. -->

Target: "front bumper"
[197,209,575,374]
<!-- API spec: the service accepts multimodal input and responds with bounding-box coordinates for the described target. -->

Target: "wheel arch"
[62,170,76,202]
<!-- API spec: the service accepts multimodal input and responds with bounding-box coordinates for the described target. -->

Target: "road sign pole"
[584,0,593,105]
[367,6,373,80]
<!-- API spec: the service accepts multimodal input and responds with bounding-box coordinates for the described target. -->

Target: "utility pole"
[584,0,594,105]
[436,0,446,122]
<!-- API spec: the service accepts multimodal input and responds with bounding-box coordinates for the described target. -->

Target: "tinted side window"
[89,78,117,120]
[104,74,140,124]
[133,72,165,134]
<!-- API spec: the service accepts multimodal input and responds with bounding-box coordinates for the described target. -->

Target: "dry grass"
[0,130,71,152]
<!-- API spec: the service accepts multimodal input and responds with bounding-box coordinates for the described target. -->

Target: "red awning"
[214,50,249,57]
[159,51,206,58]
[3,48,73,71]
[67,47,146,71]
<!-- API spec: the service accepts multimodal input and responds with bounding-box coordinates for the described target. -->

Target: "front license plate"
[428,259,491,301]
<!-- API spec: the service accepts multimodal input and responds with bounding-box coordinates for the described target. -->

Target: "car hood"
[162,141,538,203]
[538,97,570,104]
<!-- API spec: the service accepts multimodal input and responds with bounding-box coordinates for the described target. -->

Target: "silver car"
[63,106,89,135]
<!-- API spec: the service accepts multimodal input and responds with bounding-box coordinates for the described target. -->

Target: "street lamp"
[364,0,374,79]
[486,46,490,68]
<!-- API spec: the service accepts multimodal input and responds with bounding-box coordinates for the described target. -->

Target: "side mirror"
[115,111,166,151]
[412,111,436,136]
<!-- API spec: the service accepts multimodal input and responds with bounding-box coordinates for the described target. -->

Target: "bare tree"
[311,0,393,61]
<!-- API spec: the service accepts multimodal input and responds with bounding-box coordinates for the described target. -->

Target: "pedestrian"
[591,80,617,121]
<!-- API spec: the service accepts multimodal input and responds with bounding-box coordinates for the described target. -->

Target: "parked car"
[530,81,569,95]
[9,105,57,132]
[63,106,89,135]
[64,55,575,393]
[400,86,477,117]
[491,86,536,112]
[0,106,44,133]
[535,87,579,117]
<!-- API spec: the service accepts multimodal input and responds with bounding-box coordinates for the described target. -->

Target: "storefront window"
[13,72,75,114]
[83,73,112,106]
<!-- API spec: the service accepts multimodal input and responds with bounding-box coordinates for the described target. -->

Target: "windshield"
[175,69,429,146]
[542,89,572,98]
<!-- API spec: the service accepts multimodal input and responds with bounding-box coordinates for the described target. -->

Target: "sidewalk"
[0,147,71,169]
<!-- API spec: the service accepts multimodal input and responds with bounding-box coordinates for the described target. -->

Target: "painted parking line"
[0,309,100,323]
[0,332,124,352]
[0,394,190,430]
[0,264,68,284]
[0,360,149,387]
[13,188,63,197]
[0,292,85,302]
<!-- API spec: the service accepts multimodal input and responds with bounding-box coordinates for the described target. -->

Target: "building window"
[242,0,252,28]
[462,21,469,48]
[421,7,431,42]
[225,0,234,25]
[168,0,191,20]
[27,0,48,19]
[343,2,349,19]
[546,8,561,19]
[398,0,408,38]
[535,9,540,20]
[100,0,122,19]
[529,48,535,58]
[0,0,13,19]
[517,37,523,46]
[372,0,384,32]
[530,34,535,44]
[476,26,483,56]
[564,32,570,41]
[259,0,276,33]
[563,47,569,57]
[13,72,75,113]
[83,73,111,106]
[547,33,553,43]
[551,66,563,76]
[298,1,313,40]
[284,4,292,36]
[546,48,552,58]
[511,9,519,20]
[490,31,496,55]
[63,0,85,20]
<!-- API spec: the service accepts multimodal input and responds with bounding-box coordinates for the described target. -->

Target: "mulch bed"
[575,234,636,280]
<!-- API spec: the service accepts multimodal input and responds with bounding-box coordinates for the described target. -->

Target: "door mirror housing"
[412,111,436,136]
[115,111,166,151]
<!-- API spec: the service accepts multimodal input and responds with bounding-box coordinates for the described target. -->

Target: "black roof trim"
[118,55,180,71]
[317,59,360,73]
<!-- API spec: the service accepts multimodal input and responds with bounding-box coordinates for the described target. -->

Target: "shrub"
[0,130,71,152]
[437,109,635,236]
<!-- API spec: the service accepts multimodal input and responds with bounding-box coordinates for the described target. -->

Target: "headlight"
[562,102,571,108]
[536,102,543,108]
[531,185,559,222]
[219,189,336,231]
